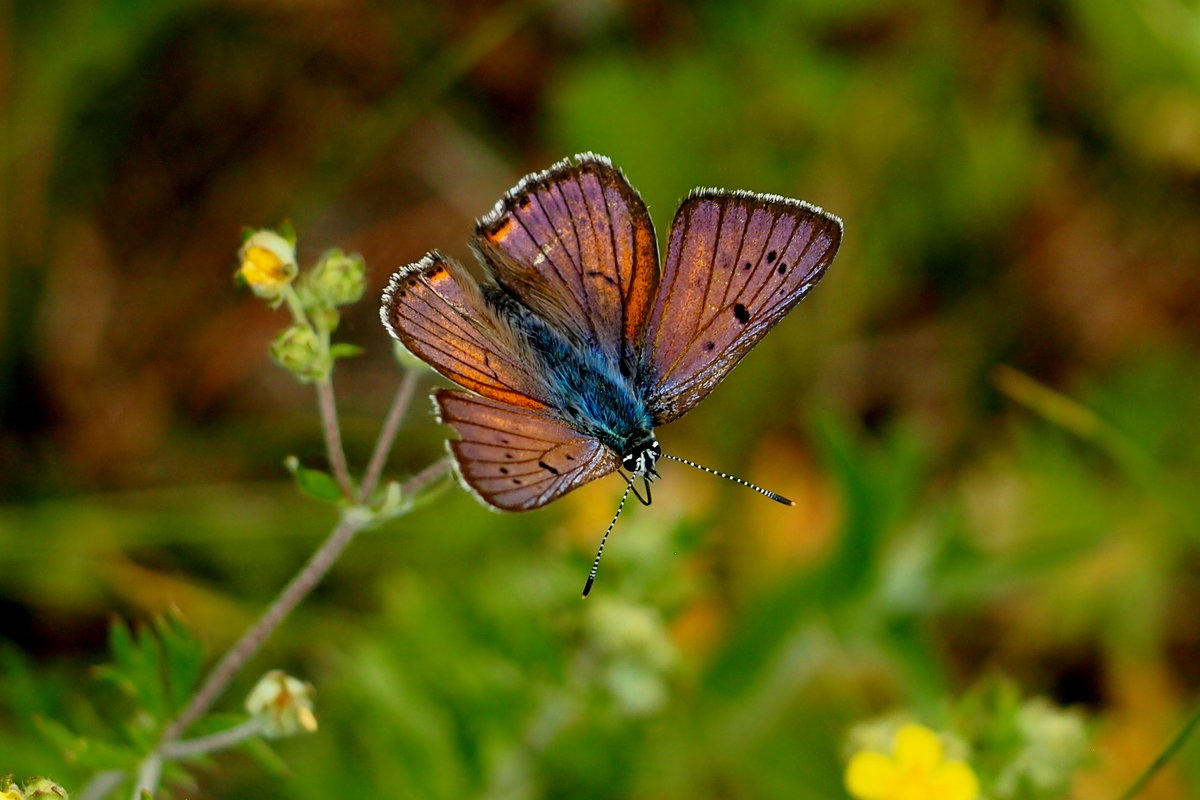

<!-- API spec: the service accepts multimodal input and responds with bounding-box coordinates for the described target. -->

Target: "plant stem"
[359,369,420,502]
[78,770,125,800]
[155,456,452,747]
[1115,701,1200,800]
[159,719,266,760]
[132,756,162,800]
[317,379,355,499]
[402,455,454,498]
[157,512,365,743]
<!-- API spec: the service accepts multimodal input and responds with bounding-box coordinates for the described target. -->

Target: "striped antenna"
[662,453,794,506]
[581,483,632,599]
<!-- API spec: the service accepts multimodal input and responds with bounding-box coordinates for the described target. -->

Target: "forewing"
[643,191,842,424]
[473,153,659,366]
[381,252,548,410]
[436,389,619,511]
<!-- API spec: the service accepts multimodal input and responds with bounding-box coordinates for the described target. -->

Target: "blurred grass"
[3,0,1200,797]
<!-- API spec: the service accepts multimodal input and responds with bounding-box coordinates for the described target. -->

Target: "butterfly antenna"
[662,453,795,506]
[582,483,632,599]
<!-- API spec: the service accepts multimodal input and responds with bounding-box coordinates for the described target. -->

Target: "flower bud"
[306,249,365,307]
[308,307,340,334]
[270,325,329,382]
[237,230,298,302]
[22,778,67,799]
[245,670,318,738]
[994,699,1088,795]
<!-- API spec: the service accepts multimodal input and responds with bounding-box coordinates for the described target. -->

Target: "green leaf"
[154,612,205,713]
[278,219,297,247]
[283,456,345,502]
[36,716,141,770]
[329,342,364,360]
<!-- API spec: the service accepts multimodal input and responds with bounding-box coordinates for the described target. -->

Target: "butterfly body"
[483,283,656,460]
[381,153,841,513]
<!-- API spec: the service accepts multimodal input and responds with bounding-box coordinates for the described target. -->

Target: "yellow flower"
[237,229,297,298]
[846,723,979,800]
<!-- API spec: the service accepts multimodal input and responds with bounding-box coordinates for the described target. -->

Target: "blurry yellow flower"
[846,723,979,800]
[237,229,297,298]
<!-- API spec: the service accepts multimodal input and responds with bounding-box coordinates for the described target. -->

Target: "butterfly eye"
[622,454,638,471]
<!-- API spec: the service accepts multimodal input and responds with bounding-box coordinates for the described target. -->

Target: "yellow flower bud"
[245,670,318,738]
[237,230,298,300]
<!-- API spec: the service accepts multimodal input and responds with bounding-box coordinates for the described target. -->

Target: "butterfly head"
[621,439,662,481]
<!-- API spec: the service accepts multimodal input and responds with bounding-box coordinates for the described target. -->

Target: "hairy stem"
[156,455,452,747]
[131,755,162,800]
[316,379,355,499]
[401,455,454,498]
[157,512,364,743]
[359,369,421,502]
[159,719,266,760]
[78,771,125,800]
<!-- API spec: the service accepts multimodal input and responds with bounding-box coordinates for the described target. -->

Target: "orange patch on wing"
[461,382,548,411]
[486,217,514,242]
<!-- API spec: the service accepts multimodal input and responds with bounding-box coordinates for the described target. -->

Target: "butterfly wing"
[381,252,549,411]
[642,190,842,424]
[473,153,659,368]
[436,389,619,511]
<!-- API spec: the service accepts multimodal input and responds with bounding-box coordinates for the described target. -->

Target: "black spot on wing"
[538,460,561,475]
[733,303,750,324]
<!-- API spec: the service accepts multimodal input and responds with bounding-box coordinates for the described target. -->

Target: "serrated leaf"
[329,342,364,360]
[284,456,345,502]
[106,618,136,678]
[135,625,168,718]
[36,717,141,770]
[154,614,205,713]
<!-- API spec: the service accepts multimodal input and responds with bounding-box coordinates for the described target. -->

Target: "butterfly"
[380,153,842,595]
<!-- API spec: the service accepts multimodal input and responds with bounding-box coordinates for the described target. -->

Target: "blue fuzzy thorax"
[486,289,654,457]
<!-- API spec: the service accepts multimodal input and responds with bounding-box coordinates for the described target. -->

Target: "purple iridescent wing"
[380,252,550,411]
[435,389,619,511]
[642,190,842,424]
[473,153,659,366]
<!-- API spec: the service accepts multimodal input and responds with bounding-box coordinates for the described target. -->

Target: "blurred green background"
[3,0,1200,797]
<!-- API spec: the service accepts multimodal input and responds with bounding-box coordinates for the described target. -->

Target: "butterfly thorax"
[486,287,656,462]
